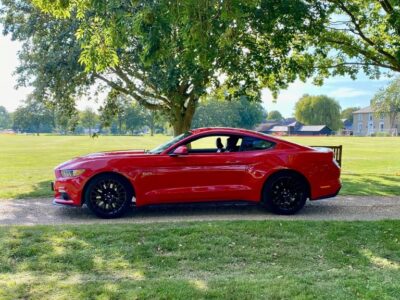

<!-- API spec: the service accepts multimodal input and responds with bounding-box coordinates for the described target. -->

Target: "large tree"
[340,107,360,123]
[2,0,328,135]
[267,110,284,122]
[193,96,265,129]
[294,94,342,130]
[12,96,54,134]
[80,107,98,135]
[0,106,12,129]
[371,78,400,135]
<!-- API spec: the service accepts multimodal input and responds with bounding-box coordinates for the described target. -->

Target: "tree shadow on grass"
[0,222,399,299]
[341,174,400,196]
[13,180,53,199]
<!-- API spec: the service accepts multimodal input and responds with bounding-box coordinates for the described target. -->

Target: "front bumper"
[52,177,85,207]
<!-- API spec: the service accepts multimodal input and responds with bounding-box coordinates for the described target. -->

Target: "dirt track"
[0,195,399,226]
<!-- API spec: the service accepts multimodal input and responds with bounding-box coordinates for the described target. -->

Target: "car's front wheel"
[261,172,308,215]
[85,174,133,218]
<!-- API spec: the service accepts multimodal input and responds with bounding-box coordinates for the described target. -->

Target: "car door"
[139,134,250,204]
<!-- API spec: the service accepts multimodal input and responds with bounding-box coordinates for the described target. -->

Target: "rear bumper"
[311,185,341,200]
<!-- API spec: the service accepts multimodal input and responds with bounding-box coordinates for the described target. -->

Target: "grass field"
[0,134,399,199]
[0,220,399,299]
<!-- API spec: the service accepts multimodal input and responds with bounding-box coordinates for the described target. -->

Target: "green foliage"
[192,97,265,129]
[294,94,342,130]
[79,107,98,135]
[371,78,400,132]
[0,0,93,117]
[301,0,400,82]
[124,103,148,135]
[340,107,360,123]
[0,106,12,129]
[12,96,54,134]
[267,110,284,121]
[99,90,165,135]
[2,0,329,135]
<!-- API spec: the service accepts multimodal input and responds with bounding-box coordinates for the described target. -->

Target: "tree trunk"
[172,99,196,136]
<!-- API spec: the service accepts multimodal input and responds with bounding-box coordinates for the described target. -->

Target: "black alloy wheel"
[262,173,308,215]
[85,174,132,218]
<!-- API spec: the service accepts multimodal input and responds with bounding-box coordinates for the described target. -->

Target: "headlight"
[60,169,86,178]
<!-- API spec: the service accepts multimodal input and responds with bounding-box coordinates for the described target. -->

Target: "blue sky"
[0,29,392,116]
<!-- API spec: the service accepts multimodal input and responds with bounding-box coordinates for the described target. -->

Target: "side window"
[240,136,275,151]
[185,135,243,153]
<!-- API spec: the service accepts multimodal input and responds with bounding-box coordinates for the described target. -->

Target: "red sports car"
[52,127,341,218]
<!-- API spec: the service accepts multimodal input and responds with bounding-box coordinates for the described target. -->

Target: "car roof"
[190,127,264,136]
[188,127,307,149]
[189,127,281,141]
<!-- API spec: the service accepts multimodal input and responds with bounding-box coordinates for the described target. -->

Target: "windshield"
[148,132,191,154]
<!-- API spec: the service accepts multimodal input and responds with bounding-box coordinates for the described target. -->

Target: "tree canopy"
[2,0,329,135]
[267,110,284,121]
[294,94,342,130]
[340,107,360,123]
[3,0,400,135]
[12,96,54,134]
[192,96,265,129]
[307,0,400,82]
[371,78,400,134]
[0,106,12,129]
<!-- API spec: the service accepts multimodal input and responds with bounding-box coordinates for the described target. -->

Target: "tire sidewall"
[85,174,133,218]
[262,172,307,215]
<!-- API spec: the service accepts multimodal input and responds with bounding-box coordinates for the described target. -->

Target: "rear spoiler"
[310,145,342,167]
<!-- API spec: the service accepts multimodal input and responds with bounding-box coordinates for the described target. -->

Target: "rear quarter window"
[240,136,275,151]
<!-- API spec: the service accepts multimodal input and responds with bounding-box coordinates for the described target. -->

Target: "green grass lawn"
[0,220,399,299]
[0,134,399,199]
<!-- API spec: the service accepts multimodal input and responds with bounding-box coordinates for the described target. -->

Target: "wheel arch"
[261,169,311,201]
[81,171,135,206]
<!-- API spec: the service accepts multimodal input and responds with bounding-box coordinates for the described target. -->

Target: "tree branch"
[332,0,399,68]
[322,37,400,72]
[378,0,393,14]
[112,66,171,105]
[94,73,163,110]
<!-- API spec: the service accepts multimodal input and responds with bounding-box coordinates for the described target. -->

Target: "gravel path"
[0,196,399,226]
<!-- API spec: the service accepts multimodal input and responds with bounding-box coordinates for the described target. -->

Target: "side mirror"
[170,145,188,156]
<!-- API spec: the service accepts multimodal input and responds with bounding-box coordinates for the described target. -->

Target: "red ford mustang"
[52,127,341,218]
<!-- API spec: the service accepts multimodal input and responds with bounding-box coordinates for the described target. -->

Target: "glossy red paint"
[53,127,341,208]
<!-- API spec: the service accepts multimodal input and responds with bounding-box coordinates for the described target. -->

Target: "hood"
[82,149,146,158]
[55,149,148,170]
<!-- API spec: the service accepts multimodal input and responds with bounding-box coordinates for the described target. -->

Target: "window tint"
[240,136,275,151]
[185,135,242,153]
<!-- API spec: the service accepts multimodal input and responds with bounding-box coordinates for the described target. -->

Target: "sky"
[0,30,393,117]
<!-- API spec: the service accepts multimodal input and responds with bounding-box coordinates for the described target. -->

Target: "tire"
[261,172,308,215]
[85,174,133,218]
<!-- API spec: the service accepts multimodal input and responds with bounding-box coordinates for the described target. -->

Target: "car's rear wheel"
[261,172,308,215]
[85,174,133,218]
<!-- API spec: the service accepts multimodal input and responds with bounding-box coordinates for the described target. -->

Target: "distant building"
[257,119,333,136]
[341,118,353,136]
[353,106,399,136]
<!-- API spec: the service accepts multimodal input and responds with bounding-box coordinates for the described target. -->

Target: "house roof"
[254,122,279,132]
[298,125,329,132]
[353,106,373,114]
[269,126,288,132]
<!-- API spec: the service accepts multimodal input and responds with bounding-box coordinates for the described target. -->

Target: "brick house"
[353,106,399,136]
